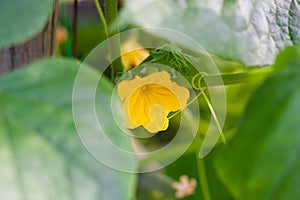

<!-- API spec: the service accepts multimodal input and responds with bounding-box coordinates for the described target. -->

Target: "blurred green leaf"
[120,0,300,66]
[0,0,53,49]
[214,47,300,199]
[0,58,137,200]
[204,153,235,200]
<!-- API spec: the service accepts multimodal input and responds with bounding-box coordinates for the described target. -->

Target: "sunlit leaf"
[120,0,300,66]
[0,58,137,200]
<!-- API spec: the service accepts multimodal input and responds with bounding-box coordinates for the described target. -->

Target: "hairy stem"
[93,0,124,82]
[104,0,124,82]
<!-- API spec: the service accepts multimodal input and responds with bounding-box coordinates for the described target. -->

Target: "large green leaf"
[119,0,300,66]
[0,0,54,49]
[0,58,137,200]
[213,47,300,199]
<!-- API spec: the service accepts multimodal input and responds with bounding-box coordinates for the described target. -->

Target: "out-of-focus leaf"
[120,0,300,66]
[214,47,300,199]
[0,58,137,200]
[0,0,53,49]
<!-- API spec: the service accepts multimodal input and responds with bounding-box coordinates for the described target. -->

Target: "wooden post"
[0,0,59,74]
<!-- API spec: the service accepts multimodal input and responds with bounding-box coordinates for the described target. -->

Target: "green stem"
[197,157,211,200]
[104,0,118,36]
[93,0,108,36]
[200,66,274,87]
[104,0,124,82]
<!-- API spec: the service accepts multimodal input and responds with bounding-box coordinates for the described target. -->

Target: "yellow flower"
[120,39,149,70]
[117,71,190,133]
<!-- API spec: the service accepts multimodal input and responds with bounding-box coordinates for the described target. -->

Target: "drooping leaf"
[0,0,54,49]
[120,0,300,66]
[214,47,300,199]
[0,58,137,200]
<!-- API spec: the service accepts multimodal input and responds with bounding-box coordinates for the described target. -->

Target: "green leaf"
[120,0,300,66]
[0,58,137,200]
[213,47,300,199]
[0,0,53,49]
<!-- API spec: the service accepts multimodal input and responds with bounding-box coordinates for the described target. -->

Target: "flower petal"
[123,98,138,129]
[142,71,190,109]
[146,83,181,112]
[128,86,151,126]
[121,39,149,69]
[117,75,143,100]
[145,104,168,133]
